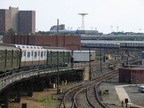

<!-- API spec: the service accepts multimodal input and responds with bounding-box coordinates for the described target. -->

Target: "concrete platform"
[115,85,144,108]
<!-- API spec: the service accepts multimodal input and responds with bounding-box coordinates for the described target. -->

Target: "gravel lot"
[124,85,144,107]
[100,75,144,108]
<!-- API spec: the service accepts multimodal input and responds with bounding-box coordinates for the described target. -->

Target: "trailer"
[73,50,96,62]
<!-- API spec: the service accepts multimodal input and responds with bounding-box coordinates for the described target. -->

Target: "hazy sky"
[1,0,144,34]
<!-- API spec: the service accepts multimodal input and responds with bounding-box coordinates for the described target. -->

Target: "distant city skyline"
[1,0,144,34]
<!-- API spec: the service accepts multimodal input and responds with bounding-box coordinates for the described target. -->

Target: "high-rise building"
[0,9,12,32]
[18,11,35,34]
[0,7,35,34]
[9,7,19,31]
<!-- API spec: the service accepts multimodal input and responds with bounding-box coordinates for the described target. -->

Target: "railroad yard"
[1,3,144,108]
[9,73,144,108]
[8,53,144,108]
[0,45,143,108]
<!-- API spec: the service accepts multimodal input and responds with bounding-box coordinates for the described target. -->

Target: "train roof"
[0,45,19,50]
[73,50,95,53]
[81,40,144,44]
[43,46,70,52]
[15,44,44,49]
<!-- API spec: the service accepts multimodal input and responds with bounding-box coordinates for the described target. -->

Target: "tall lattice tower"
[78,13,88,30]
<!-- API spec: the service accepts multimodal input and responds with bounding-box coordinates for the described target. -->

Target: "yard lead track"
[59,70,118,108]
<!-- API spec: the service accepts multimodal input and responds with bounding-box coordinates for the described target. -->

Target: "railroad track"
[59,70,118,108]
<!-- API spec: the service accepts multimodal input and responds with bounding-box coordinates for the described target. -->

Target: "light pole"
[126,43,129,65]
[89,47,91,80]
[57,51,60,94]
[100,44,102,73]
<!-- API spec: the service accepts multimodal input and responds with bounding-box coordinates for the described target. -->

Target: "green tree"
[7,28,17,35]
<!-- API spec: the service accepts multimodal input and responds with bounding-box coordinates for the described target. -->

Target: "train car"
[0,44,20,72]
[119,41,144,48]
[43,46,71,67]
[81,40,120,48]
[15,44,47,67]
[0,43,71,73]
[142,51,144,66]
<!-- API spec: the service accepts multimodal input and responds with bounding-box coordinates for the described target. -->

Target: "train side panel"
[15,45,47,68]
[0,45,20,72]
[12,49,20,70]
[44,47,71,67]
[63,51,71,66]
[20,49,47,67]
[0,48,6,72]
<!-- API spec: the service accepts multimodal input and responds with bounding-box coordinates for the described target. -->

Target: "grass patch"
[34,95,58,103]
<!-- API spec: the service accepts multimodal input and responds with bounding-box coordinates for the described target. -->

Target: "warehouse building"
[119,68,144,84]
[3,34,81,50]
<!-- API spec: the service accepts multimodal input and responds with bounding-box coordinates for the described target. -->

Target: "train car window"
[38,51,40,56]
[0,51,3,61]
[44,51,46,56]
[31,51,33,56]
[27,52,30,57]
[41,52,43,57]
[65,52,67,56]
[59,52,62,57]
[53,52,56,57]
[23,51,26,56]
[7,51,11,60]
[34,52,37,57]
[47,52,49,58]
[13,51,16,60]
[22,51,24,56]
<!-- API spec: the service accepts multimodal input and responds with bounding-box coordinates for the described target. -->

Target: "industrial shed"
[119,67,144,84]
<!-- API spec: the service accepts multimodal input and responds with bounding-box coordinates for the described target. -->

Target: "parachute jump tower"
[78,13,88,30]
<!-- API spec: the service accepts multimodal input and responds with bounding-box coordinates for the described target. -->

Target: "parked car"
[138,85,144,92]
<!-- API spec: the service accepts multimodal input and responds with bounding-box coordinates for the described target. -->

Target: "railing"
[0,63,85,92]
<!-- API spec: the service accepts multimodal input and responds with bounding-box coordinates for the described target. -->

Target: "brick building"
[3,35,81,50]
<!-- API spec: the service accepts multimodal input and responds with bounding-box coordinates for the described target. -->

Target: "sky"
[1,0,144,34]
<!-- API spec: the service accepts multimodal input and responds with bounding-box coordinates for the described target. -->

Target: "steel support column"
[41,81,45,91]
[28,80,33,97]
[3,89,9,108]
[15,83,22,103]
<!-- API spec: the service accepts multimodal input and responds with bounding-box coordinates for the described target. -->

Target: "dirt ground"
[9,89,60,108]
[9,82,81,108]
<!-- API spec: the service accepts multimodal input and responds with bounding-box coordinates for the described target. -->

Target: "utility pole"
[89,47,91,80]
[57,51,60,94]
[100,44,102,73]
